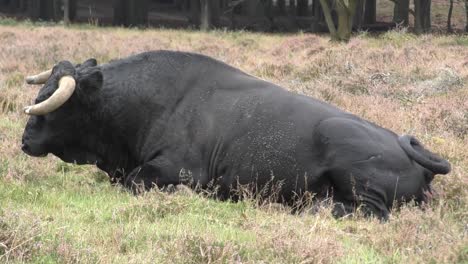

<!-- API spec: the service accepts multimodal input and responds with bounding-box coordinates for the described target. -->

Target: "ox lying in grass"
[21,51,450,220]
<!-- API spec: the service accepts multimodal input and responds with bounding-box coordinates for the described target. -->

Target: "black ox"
[21,51,451,220]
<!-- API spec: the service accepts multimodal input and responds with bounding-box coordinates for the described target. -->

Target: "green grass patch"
[440,35,468,46]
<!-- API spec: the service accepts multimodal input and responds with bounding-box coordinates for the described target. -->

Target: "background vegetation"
[0,20,467,263]
[1,0,468,36]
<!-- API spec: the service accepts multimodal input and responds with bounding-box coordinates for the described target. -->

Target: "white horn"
[24,76,76,115]
[25,69,53,85]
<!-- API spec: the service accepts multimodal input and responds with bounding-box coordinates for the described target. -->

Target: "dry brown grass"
[0,23,467,263]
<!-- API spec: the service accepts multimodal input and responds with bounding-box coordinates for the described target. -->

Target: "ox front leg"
[124,157,177,194]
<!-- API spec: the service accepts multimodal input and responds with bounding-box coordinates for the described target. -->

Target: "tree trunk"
[64,0,70,25]
[311,0,325,32]
[19,0,28,12]
[414,0,431,34]
[465,0,468,32]
[42,0,54,20]
[320,0,357,42]
[242,0,272,30]
[297,0,309,16]
[113,0,126,25]
[210,0,220,27]
[69,0,76,21]
[336,6,352,40]
[174,0,183,10]
[319,0,338,39]
[447,0,454,33]
[6,0,16,12]
[7,0,17,12]
[189,0,200,26]
[288,0,296,16]
[414,0,422,33]
[15,0,58,18]
[27,0,41,20]
[13,0,27,12]
[336,0,357,41]
[244,0,258,17]
[200,0,211,31]
[182,0,190,12]
[422,0,431,31]
[129,0,149,26]
[393,0,409,26]
[113,0,148,27]
[277,0,286,15]
[264,0,275,29]
[363,0,376,24]
[353,0,364,30]
[40,0,60,21]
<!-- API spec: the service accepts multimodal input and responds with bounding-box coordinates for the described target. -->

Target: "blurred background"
[0,0,466,33]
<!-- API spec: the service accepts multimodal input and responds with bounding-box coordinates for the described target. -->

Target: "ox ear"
[81,58,98,68]
[76,58,98,69]
[77,68,103,92]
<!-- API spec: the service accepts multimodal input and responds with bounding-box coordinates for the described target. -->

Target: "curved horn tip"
[25,69,53,85]
[25,76,36,84]
[23,106,31,115]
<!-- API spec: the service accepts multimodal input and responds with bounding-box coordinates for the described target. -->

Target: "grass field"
[0,21,467,263]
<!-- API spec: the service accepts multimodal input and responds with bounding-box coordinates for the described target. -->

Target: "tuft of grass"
[454,36,468,46]
[0,17,24,26]
[0,209,45,262]
[439,35,468,47]
[379,28,416,47]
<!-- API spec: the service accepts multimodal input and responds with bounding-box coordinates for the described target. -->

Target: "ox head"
[21,59,103,163]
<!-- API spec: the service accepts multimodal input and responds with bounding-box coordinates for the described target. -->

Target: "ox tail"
[398,135,451,175]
